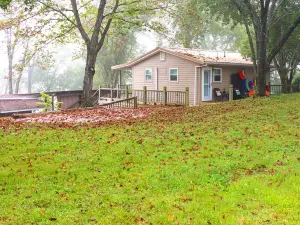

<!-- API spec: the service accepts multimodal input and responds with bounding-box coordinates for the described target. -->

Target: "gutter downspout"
[155,67,158,101]
[155,67,158,91]
[194,65,207,106]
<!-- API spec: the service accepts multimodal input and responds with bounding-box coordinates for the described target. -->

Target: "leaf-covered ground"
[0,94,300,224]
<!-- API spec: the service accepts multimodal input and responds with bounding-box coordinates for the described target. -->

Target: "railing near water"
[270,85,282,95]
[287,84,300,93]
[270,84,300,95]
[99,97,137,109]
[132,86,189,107]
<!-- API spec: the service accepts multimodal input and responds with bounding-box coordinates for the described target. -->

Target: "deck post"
[125,85,129,99]
[134,96,138,108]
[99,85,101,103]
[51,95,55,111]
[229,84,233,101]
[143,86,147,105]
[117,84,119,99]
[163,86,167,106]
[185,87,189,107]
[111,85,113,100]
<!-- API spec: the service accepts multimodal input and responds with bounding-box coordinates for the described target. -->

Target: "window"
[169,68,178,82]
[213,68,222,82]
[160,52,166,60]
[145,68,152,81]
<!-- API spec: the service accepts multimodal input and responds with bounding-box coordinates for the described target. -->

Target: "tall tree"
[1,1,78,94]
[200,0,300,96]
[270,1,300,93]
[37,0,168,106]
[170,0,204,48]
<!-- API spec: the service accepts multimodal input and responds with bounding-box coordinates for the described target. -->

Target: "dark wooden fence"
[270,84,300,95]
[131,86,189,107]
[99,97,137,109]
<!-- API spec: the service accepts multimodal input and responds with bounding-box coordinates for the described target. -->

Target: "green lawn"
[1,94,300,224]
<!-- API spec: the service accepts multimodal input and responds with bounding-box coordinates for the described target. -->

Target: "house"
[112,47,268,105]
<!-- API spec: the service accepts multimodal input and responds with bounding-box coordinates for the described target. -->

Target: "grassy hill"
[1,94,300,224]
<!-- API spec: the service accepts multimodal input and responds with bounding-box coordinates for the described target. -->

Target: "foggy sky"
[0,32,157,94]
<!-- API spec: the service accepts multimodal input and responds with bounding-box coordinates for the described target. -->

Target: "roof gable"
[112,47,253,70]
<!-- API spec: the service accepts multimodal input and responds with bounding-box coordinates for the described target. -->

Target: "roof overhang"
[112,47,205,70]
[112,47,255,70]
[206,62,254,67]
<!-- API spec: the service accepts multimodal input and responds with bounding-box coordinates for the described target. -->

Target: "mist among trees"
[0,0,299,97]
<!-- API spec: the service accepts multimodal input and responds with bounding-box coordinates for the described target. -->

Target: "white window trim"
[169,68,179,82]
[145,68,153,82]
[212,68,222,83]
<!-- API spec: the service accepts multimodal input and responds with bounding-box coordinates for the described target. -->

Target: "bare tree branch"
[267,15,300,64]
[70,0,90,44]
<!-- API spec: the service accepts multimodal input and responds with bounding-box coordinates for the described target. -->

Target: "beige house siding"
[131,52,256,105]
[132,52,200,105]
[208,66,256,101]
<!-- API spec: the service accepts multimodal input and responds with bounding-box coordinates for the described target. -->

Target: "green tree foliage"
[0,0,12,9]
[0,0,34,9]
[171,0,204,48]
[35,0,169,106]
[199,0,300,96]
[1,1,74,94]
[171,0,245,51]
[94,32,139,87]
[38,92,52,112]
[269,1,300,92]
[293,72,300,85]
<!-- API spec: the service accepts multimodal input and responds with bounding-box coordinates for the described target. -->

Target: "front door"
[202,68,212,101]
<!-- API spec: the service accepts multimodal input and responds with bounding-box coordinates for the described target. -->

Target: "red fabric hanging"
[238,71,245,80]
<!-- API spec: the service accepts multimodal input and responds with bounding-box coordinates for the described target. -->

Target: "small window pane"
[214,75,221,82]
[213,69,222,82]
[213,69,221,75]
[170,69,178,75]
[170,75,177,81]
[170,69,178,81]
[145,69,152,81]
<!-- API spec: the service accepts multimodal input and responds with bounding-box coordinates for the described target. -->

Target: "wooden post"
[125,85,129,99]
[298,83,300,92]
[111,85,113,100]
[163,86,167,106]
[51,95,55,111]
[229,84,233,101]
[143,86,147,105]
[185,87,189,107]
[99,85,101,102]
[134,96,137,108]
[117,84,119,99]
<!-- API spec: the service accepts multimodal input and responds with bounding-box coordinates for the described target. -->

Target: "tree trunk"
[15,40,29,94]
[5,29,14,94]
[277,69,288,93]
[280,75,288,93]
[28,62,33,93]
[257,65,267,96]
[15,73,22,94]
[8,54,13,94]
[256,23,268,96]
[82,48,97,106]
